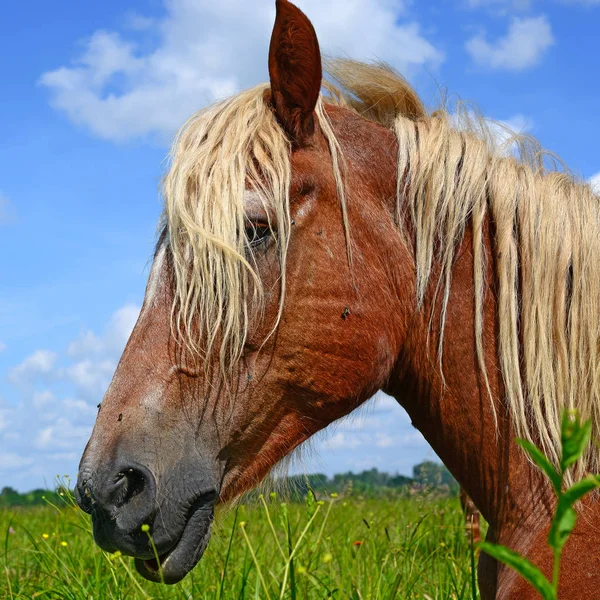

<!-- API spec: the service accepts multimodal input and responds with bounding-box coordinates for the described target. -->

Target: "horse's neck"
[383,218,548,528]
[345,119,548,528]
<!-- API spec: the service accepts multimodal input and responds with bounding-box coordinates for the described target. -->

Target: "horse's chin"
[134,503,215,585]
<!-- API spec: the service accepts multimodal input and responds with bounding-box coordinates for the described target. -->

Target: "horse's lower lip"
[142,552,170,574]
[134,496,216,584]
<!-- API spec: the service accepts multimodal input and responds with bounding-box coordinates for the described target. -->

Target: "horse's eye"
[245,222,271,248]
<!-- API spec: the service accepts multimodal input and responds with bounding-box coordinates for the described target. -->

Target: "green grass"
[1,489,479,599]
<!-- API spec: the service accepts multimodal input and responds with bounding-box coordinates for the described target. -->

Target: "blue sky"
[1,0,599,491]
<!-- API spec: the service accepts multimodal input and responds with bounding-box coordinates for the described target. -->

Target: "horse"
[75,1,600,597]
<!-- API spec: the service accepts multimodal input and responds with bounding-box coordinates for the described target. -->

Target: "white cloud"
[499,114,531,135]
[371,391,400,411]
[451,110,534,159]
[0,402,11,432]
[0,192,16,225]
[375,433,398,448]
[64,304,139,400]
[63,397,96,414]
[322,397,428,453]
[35,418,93,450]
[590,173,600,195]
[66,330,102,358]
[68,303,139,358]
[9,350,57,384]
[401,430,429,445]
[35,427,53,449]
[491,114,534,153]
[466,16,554,71]
[40,0,443,143]
[8,303,137,405]
[32,390,55,409]
[1,303,143,489]
[0,341,6,353]
[46,452,79,462]
[65,358,117,397]
[124,12,156,31]
[327,432,362,450]
[467,0,533,9]
[492,115,532,149]
[467,0,600,9]
[0,453,34,470]
[106,304,140,348]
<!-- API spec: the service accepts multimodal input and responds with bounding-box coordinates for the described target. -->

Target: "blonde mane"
[162,84,345,376]
[162,58,600,481]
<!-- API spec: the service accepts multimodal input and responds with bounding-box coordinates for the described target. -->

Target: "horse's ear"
[268,0,322,144]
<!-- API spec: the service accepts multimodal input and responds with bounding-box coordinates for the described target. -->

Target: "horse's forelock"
[161,83,346,381]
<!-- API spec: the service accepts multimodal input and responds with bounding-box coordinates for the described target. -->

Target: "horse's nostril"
[113,467,147,508]
[76,461,157,529]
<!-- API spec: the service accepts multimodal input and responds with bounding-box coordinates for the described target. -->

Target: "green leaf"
[548,505,576,553]
[562,475,600,507]
[305,489,316,519]
[560,412,592,473]
[479,542,555,600]
[548,476,600,552]
[517,439,562,494]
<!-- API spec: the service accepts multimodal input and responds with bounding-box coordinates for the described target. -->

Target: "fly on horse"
[75,1,600,597]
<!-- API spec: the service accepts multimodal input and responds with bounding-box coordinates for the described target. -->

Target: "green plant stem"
[259,496,286,561]
[218,506,239,600]
[143,528,165,586]
[552,548,560,595]
[117,556,151,599]
[279,504,323,599]
[240,526,272,600]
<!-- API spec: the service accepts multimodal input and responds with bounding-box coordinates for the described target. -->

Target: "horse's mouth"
[134,495,216,585]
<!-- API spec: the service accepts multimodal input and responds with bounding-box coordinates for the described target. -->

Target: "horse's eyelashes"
[245,222,272,249]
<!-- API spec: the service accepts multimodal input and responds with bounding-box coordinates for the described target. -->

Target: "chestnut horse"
[75,1,600,597]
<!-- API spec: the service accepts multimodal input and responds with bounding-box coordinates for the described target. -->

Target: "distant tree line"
[0,486,66,508]
[1,462,458,507]
[282,462,459,499]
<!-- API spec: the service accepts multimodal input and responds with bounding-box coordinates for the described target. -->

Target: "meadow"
[0,486,479,600]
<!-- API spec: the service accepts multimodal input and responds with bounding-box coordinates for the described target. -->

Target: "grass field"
[1,488,480,599]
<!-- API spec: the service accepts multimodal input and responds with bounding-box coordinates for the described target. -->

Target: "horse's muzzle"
[75,457,218,584]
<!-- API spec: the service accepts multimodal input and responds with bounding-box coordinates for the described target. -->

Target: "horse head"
[76,0,411,583]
